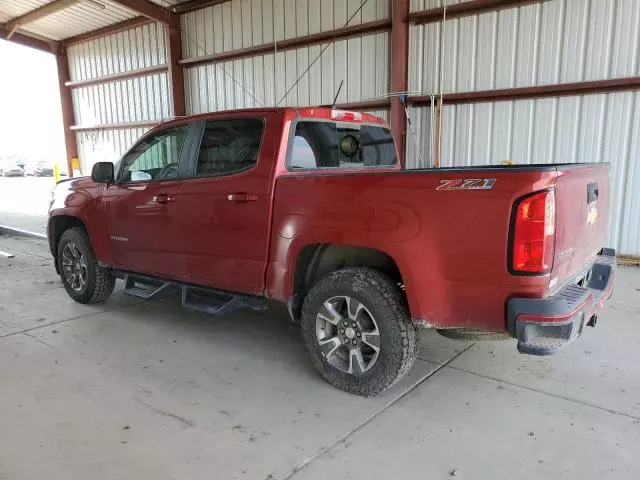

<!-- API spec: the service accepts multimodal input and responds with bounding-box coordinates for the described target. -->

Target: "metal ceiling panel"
[0,0,50,19]
[23,1,137,41]
[0,0,138,41]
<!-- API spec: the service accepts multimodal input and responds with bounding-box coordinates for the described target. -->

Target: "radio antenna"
[332,80,344,108]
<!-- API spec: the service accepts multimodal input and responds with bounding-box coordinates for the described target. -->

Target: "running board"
[182,286,267,316]
[123,274,172,299]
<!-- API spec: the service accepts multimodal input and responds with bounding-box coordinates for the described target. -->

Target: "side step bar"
[123,274,172,299]
[119,271,267,316]
[182,286,267,316]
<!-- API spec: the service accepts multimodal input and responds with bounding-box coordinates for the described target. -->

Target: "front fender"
[48,179,112,266]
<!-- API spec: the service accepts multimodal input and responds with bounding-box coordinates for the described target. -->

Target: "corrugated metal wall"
[181,0,390,113]
[409,0,640,94]
[68,23,167,81]
[72,74,169,125]
[406,0,640,254]
[76,128,151,172]
[181,0,390,54]
[67,23,169,173]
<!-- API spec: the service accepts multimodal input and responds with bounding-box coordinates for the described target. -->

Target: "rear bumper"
[507,248,616,356]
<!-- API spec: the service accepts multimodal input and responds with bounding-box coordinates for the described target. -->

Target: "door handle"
[153,194,174,204]
[226,193,258,202]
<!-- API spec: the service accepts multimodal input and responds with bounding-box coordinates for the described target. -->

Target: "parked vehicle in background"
[47,107,616,396]
[27,161,54,177]
[1,162,25,177]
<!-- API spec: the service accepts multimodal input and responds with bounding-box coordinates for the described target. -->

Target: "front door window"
[120,126,189,182]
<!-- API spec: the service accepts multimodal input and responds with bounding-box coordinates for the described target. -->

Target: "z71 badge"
[436,178,496,191]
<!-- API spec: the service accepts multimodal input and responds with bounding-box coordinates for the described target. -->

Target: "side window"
[120,125,188,182]
[195,119,264,177]
[289,121,397,170]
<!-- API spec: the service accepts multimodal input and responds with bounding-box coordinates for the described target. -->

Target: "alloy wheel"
[61,243,88,292]
[315,295,381,374]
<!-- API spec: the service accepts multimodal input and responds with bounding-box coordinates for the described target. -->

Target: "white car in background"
[26,161,54,177]
[0,162,25,177]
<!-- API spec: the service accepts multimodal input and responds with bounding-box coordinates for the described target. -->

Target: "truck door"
[102,123,196,280]
[177,112,283,295]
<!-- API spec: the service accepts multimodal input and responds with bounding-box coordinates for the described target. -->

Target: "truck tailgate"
[552,164,610,287]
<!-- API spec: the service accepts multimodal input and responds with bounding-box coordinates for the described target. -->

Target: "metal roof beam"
[409,0,549,25]
[4,0,81,39]
[0,25,58,53]
[172,0,230,14]
[108,0,176,25]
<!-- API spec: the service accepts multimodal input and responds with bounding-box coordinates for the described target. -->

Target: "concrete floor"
[1,233,639,480]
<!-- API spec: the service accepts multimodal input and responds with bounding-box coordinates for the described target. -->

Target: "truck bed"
[269,162,609,331]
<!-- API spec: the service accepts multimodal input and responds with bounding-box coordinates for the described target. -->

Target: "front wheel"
[301,267,418,396]
[57,227,115,304]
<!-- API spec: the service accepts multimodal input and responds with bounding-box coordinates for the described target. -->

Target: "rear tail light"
[510,189,556,274]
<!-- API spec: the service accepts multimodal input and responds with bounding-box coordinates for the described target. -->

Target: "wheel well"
[290,244,403,321]
[48,216,86,270]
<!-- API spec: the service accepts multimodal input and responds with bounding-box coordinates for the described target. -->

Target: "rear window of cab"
[289,121,397,170]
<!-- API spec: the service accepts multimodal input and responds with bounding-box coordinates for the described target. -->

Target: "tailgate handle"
[587,183,599,204]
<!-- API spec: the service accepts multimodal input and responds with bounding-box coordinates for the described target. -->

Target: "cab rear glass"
[289,121,397,170]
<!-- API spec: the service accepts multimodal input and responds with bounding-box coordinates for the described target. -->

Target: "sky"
[0,40,66,164]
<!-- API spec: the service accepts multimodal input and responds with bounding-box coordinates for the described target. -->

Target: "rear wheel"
[57,228,115,304]
[301,267,417,396]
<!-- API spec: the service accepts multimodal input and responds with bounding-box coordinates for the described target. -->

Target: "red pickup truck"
[48,107,616,395]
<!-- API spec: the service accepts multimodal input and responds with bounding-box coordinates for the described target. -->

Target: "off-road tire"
[57,227,115,304]
[301,267,418,396]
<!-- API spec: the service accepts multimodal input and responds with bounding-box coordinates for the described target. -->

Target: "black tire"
[301,267,418,396]
[57,227,115,304]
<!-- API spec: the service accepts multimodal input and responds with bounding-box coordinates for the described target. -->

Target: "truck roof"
[155,107,388,131]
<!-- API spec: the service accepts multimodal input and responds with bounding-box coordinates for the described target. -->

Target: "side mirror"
[91,162,114,184]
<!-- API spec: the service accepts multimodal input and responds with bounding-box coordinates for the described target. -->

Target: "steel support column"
[56,47,78,177]
[167,22,186,117]
[390,0,410,168]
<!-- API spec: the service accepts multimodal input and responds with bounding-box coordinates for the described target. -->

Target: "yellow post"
[53,163,60,183]
[71,156,80,175]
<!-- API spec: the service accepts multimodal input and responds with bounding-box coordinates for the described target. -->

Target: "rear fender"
[266,229,421,318]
